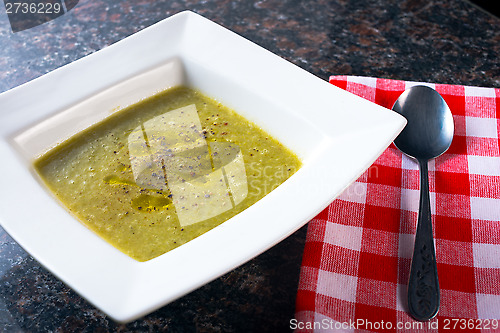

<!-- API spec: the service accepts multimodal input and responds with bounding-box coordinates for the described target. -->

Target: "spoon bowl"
[393,86,454,160]
[392,85,454,321]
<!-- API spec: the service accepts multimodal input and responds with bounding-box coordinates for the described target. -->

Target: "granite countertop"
[0,0,499,331]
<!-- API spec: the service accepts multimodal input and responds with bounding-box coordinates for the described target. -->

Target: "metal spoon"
[392,85,454,321]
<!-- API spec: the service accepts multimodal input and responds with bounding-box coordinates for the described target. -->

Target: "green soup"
[34,87,301,261]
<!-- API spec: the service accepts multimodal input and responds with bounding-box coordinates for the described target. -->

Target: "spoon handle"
[408,159,440,321]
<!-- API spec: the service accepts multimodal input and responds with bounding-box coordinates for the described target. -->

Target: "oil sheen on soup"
[34,87,301,261]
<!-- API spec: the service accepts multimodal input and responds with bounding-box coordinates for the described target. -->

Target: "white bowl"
[0,11,405,322]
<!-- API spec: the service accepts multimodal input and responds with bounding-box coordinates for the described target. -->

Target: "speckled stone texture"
[0,0,499,331]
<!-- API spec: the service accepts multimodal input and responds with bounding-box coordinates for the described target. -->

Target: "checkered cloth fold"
[295,76,500,332]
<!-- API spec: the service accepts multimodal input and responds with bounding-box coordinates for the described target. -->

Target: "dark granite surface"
[0,0,499,332]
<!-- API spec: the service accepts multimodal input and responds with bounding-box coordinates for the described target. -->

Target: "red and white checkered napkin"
[295,76,500,332]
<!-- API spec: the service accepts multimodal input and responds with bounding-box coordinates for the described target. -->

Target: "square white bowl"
[0,11,405,322]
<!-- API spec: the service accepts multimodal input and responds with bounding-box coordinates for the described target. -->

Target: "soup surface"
[34,87,301,261]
